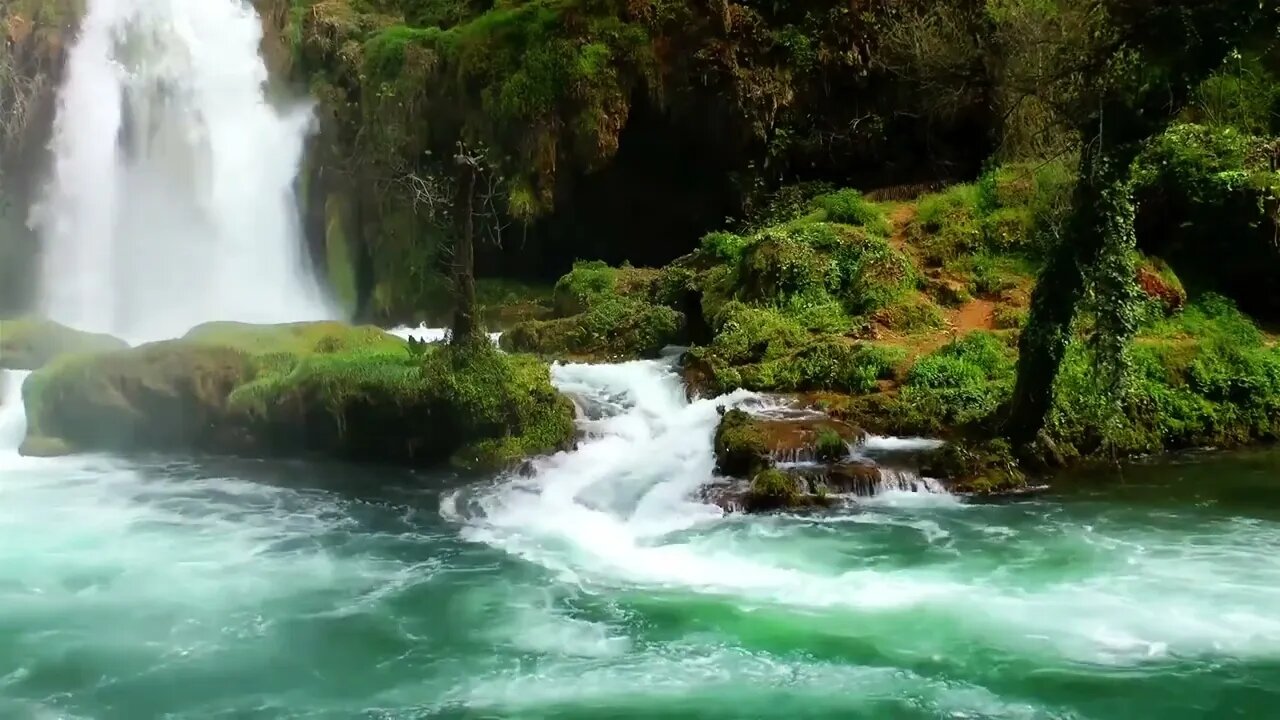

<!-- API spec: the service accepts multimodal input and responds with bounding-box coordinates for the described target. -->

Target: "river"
[1,359,1279,719]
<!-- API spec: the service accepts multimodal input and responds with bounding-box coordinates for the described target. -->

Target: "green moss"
[323,194,360,318]
[501,296,683,361]
[993,306,1028,330]
[184,320,403,357]
[874,296,946,333]
[21,322,574,469]
[1047,293,1280,455]
[744,468,802,512]
[814,427,847,462]
[812,189,890,236]
[921,440,1027,494]
[688,303,906,394]
[550,261,659,316]
[700,231,750,263]
[0,317,128,370]
[418,342,576,468]
[713,408,770,477]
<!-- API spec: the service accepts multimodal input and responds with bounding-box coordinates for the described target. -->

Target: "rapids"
[2,358,1280,718]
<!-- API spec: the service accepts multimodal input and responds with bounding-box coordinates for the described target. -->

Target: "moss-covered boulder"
[0,317,128,370]
[501,261,685,362]
[21,321,576,469]
[920,440,1027,495]
[22,342,256,454]
[500,296,684,361]
[712,408,771,477]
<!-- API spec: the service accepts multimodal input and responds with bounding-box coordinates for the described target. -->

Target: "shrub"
[814,427,848,462]
[899,331,1016,428]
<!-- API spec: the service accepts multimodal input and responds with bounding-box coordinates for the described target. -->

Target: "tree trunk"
[1004,144,1136,445]
[450,158,479,345]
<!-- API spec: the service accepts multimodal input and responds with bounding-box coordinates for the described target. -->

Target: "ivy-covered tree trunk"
[450,157,479,345]
[1005,144,1139,445]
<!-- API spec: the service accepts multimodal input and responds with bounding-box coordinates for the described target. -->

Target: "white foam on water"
[32,0,330,341]
[454,357,1280,667]
[385,324,502,345]
[858,435,947,453]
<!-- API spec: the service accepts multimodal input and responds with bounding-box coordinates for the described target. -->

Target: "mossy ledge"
[0,316,128,370]
[20,321,575,469]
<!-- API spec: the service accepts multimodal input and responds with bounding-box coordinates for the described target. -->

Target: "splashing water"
[0,370,31,453]
[3,354,1280,716]
[30,0,330,341]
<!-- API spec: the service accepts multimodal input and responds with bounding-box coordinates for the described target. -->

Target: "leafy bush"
[898,331,1016,428]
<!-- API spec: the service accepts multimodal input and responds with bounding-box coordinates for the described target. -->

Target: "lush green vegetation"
[4,0,1280,485]
[21,321,575,469]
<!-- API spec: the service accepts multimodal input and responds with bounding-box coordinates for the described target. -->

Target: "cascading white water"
[31,0,330,341]
[0,370,32,453]
[449,358,962,597]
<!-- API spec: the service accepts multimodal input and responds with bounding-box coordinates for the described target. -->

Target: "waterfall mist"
[30,0,330,342]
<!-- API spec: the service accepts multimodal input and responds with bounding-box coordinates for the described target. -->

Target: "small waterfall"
[32,0,330,341]
[0,370,32,453]
[791,464,949,498]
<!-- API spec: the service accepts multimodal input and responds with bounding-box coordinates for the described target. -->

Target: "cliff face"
[269,0,999,324]
[0,0,78,313]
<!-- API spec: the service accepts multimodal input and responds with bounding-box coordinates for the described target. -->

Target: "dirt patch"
[949,298,997,333]
[887,204,917,255]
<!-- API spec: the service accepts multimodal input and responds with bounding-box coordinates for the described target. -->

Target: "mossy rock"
[21,322,575,469]
[0,317,128,370]
[500,297,684,362]
[551,261,660,317]
[23,341,257,454]
[920,440,1027,495]
[713,408,771,477]
[742,468,836,512]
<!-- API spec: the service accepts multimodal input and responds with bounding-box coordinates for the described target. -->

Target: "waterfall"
[0,371,31,453]
[30,0,330,342]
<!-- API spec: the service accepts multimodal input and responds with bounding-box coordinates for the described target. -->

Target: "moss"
[744,468,803,512]
[23,341,257,452]
[323,194,360,318]
[992,305,1028,330]
[713,408,771,477]
[1046,294,1280,456]
[21,322,574,469]
[0,317,128,370]
[921,440,1027,495]
[811,189,891,236]
[500,296,684,361]
[873,296,946,333]
[814,427,847,462]
[187,320,397,351]
[476,278,554,328]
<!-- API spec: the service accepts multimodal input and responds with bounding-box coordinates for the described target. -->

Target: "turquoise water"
[2,362,1280,719]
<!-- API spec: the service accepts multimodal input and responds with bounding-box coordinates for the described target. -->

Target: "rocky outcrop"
[0,317,128,370]
[20,321,576,468]
[1,1,79,314]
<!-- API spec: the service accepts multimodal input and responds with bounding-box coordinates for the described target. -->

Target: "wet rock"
[921,439,1027,495]
[755,414,864,465]
[712,402,865,476]
[0,317,128,370]
[19,321,576,469]
[713,408,770,477]
[743,468,835,512]
[18,435,73,458]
